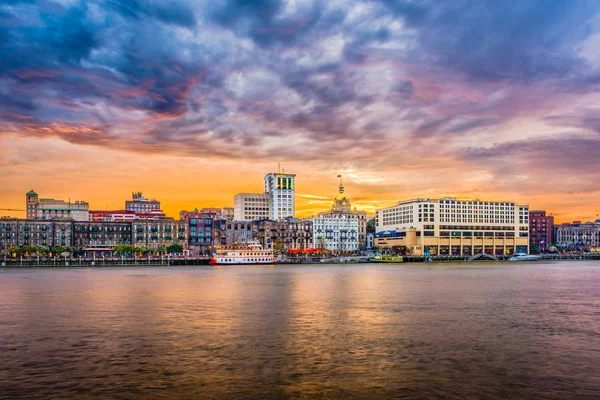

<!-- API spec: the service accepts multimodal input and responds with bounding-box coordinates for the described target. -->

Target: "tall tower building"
[26,189,38,219]
[264,173,296,220]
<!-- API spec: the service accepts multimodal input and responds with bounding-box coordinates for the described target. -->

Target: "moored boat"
[210,240,275,265]
[508,253,541,261]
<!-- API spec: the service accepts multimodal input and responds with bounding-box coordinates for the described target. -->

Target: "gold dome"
[333,183,351,211]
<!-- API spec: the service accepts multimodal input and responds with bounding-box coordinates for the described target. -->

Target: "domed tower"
[332,175,351,212]
[26,189,38,219]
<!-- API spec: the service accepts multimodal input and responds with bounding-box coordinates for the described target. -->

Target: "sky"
[2,0,600,222]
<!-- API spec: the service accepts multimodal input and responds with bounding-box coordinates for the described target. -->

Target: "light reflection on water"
[0,262,599,399]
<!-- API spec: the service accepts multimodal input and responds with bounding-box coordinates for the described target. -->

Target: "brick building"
[529,210,554,253]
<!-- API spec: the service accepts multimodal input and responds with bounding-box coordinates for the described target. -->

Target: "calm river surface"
[1,262,599,399]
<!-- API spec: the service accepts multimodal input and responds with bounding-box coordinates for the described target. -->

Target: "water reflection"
[0,263,599,399]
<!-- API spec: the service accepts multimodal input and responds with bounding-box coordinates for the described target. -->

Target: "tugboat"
[369,254,404,263]
[210,240,275,265]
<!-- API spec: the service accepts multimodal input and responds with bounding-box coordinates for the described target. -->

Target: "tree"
[50,246,65,255]
[272,238,284,254]
[156,246,166,254]
[530,244,541,255]
[166,244,183,254]
[114,244,132,255]
[366,217,377,234]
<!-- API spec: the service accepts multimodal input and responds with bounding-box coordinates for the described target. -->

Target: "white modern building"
[264,172,295,220]
[312,214,359,251]
[234,193,271,221]
[375,197,530,256]
[233,172,296,221]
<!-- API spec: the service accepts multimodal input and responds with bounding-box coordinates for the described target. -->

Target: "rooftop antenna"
[278,162,281,173]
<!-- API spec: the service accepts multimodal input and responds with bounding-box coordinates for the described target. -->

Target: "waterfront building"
[26,190,89,221]
[214,220,253,246]
[0,219,73,253]
[251,218,313,251]
[125,192,161,213]
[234,193,271,221]
[132,219,188,250]
[73,221,132,254]
[554,220,600,251]
[529,210,554,253]
[375,197,530,256]
[312,214,360,251]
[264,172,296,220]
[180,210,215,255]
[318,177,368,249]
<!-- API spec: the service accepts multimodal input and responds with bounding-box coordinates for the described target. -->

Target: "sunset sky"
[2,0,600,222]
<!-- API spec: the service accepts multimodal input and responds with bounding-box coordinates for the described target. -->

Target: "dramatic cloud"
[2,0,600,220]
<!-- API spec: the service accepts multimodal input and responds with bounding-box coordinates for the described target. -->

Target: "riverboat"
[369,255,404,263]
[210,240,275,265]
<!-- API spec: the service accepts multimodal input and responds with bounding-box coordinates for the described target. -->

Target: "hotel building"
[26,190,89,221]
[375,197,530,256]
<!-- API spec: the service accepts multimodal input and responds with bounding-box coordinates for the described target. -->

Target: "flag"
[337,175,341,178]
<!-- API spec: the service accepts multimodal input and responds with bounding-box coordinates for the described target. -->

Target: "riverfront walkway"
[2,253,599,267]
[1,257,212,268]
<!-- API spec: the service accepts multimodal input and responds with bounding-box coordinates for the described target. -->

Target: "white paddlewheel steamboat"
[210,240,275,265]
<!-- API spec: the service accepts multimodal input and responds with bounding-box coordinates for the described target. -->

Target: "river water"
[0,262,599,399]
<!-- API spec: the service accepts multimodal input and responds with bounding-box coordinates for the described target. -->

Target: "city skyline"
[3,1,600,223]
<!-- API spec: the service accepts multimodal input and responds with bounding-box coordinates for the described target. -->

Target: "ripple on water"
[0,262,599,399]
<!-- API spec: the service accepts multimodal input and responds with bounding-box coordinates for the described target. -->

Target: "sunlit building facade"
[264,173,296,220]
[26,190,89,221]
[375,197,530,256]
[234,193,271,221]
[312,214,359,251]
